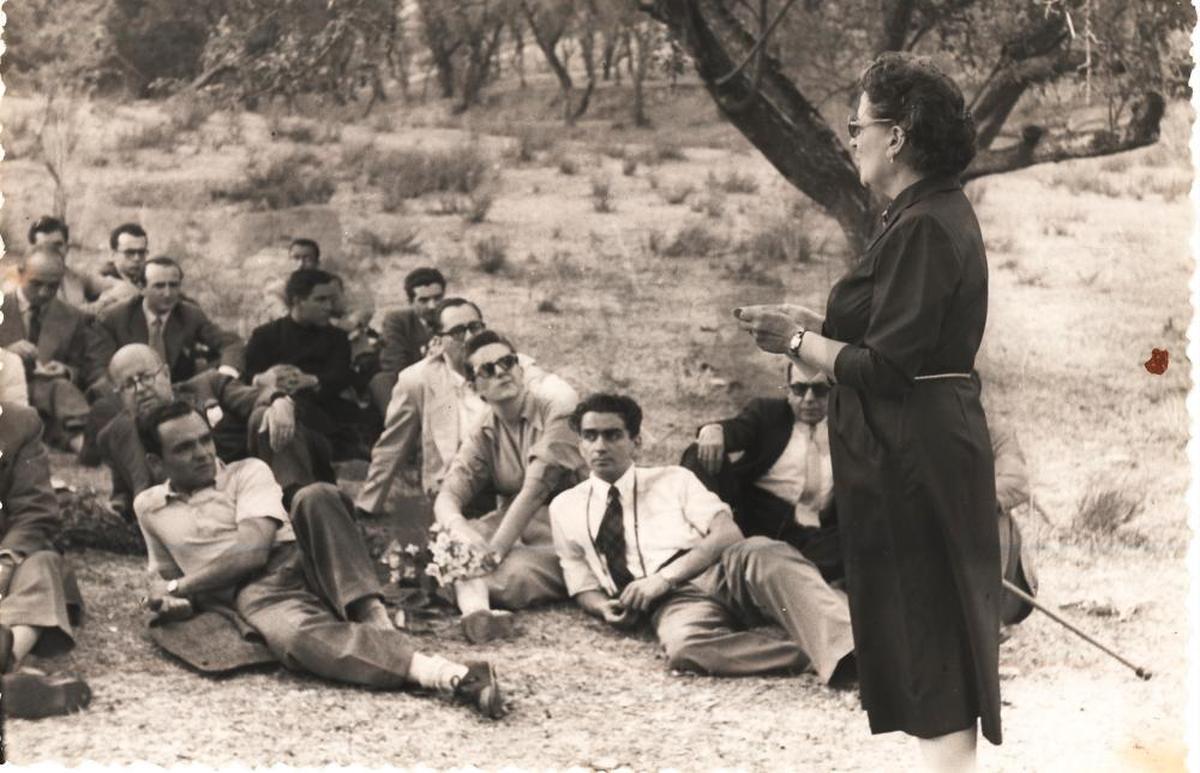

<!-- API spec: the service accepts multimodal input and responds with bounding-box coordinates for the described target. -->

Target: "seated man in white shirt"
[550,393,856,685]
[133,400,507,718]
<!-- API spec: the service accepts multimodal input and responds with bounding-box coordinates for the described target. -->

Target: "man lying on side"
[133,400,507,718]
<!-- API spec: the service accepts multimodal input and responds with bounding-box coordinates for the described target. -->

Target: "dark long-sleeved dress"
[822,175,1001,744]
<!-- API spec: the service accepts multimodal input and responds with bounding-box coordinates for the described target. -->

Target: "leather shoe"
[461,610,514,644]
[3,672,92,719]
[452,661,506,719]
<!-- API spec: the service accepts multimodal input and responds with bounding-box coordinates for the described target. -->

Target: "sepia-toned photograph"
[0,0,1192,769]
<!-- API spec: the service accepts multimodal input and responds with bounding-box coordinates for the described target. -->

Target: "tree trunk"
[521,1,576,122]
[417,0,458,99]
[629,25,651,127]
[647,0,872,249]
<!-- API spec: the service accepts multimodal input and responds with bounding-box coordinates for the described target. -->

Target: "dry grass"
[472,235,508,274]
[661,222,727,258]
[590,176,614,213]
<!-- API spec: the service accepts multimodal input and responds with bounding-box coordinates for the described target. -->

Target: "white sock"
[408,653,469,692]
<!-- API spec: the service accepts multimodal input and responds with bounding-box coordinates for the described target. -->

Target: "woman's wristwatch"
[787,328,807,358]
[166,579,182,596]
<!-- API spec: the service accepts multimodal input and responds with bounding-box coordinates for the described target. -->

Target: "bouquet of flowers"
[424,524,499,586]
[380,540,432,587]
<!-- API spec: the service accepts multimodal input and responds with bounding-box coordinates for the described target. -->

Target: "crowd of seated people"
[0,215,1038,723]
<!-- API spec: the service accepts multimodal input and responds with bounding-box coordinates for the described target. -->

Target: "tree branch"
[964,91,1164,181]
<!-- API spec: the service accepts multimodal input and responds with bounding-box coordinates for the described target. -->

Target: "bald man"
[0,247,113,452]
[96,344,335,518]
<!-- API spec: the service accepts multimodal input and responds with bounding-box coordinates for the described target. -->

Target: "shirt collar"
[880,174,962,228]
[142,299,172,327]
[15,287,31,313]
[163,460,228,503]
[588,464,637,503]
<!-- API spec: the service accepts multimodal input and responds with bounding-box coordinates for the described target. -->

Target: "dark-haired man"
[26,215,110,312]
[98,256,244,383]
[133,400,506,718]
[97,343,333,518]
[244,268,376,460]
[370,267,447,413]
[550,393,855,684]
[83,222,152,316]
[433,330,583,643]
[0,247,113,451]
[288,238,321,270]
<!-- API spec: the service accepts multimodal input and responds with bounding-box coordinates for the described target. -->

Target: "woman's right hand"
[773,303,825,331]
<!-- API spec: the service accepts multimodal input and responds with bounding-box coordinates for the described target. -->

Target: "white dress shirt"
[549,464,731,596]
[753,418,833,527]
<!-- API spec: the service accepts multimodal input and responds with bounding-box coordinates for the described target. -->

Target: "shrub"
[164,93,216,133]
[473,236,508,273]
[715,170,758,194]
[369,144,491,210]
[557,154,579,176]
[210,150,335,210]
[462,188,495,224]
[622,157,638,176]
[591,176,614,213]
[662,223,727,258]
[351,226,422,256]
[508,124,556,162]
[1073,486,1143,535]
[662,183,694,205]
[650,136,685,162]
[691,191,724,219]
[113,121,175,152]
[598,141,627,160]
[269,116,342,144]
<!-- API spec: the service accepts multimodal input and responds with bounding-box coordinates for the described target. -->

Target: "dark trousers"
[235,483,415,688]
[650,537,854,683]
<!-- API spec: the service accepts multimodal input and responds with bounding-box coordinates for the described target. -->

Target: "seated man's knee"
[290,482,347,519]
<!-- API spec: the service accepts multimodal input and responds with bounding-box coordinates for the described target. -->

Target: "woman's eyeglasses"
[788,382,831,398]
[847,116,894,139]
[442,320,486,341]
[471,353,520,381]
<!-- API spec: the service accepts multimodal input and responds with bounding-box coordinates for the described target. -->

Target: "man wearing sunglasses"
[433,330,585,644]
[682,359,843,581]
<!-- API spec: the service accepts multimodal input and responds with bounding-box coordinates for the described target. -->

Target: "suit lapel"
[428,362,461,464]
[164,307,186,368]
[36,299,74,362]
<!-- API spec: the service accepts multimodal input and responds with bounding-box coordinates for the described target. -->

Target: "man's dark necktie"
[595,485,635,591]
[27,306,42,344]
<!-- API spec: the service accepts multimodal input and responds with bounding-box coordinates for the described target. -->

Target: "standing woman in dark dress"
[736,52,1000,771]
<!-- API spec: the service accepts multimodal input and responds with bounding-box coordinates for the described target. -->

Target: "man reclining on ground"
[132,400,506,718]
[549,393,856,685]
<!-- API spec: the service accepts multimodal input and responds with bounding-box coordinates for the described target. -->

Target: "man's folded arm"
[172,517,278,597]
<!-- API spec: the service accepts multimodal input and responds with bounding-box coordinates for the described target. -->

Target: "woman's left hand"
[733,306,802,354]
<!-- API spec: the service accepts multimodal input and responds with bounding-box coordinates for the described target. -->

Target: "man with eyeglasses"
[96,344,334,520]
[433,330,584,644]
[85,223,152,317]
[369,267,447,414]
[682,359,843,580]
[0,247,114,453]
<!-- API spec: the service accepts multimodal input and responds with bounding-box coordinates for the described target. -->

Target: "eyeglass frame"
[788,381,831,399]
[468,353,520,382]
[846,115,896,139]
[114,364,169,394]
[441,320,487,342]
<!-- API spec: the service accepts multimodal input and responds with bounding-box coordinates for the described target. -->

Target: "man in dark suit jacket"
[368,266,446,413]
[98,344,335,518]
[683,365,1037,624]
[0,402,89,717]
[97,256,244,384]
[682,359,843,582]
[0,247,114,451]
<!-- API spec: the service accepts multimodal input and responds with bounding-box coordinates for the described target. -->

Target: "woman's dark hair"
[859,52,976,177]
[569,393,643,439]
[462,329,516,380]
[285,268,338,306]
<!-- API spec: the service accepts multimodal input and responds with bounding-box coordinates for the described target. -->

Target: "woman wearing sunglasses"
[736,52,999,771]
[432,330,587,644]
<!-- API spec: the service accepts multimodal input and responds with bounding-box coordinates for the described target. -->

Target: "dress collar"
[879,174,962,228]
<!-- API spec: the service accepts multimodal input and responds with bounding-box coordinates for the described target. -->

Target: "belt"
[914,372,972,381]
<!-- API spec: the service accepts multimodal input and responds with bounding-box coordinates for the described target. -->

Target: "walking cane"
[1003,579,1152,680]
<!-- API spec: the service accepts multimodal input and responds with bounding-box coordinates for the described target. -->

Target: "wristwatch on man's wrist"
[166,579,181,596]
[787,328,807,358]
